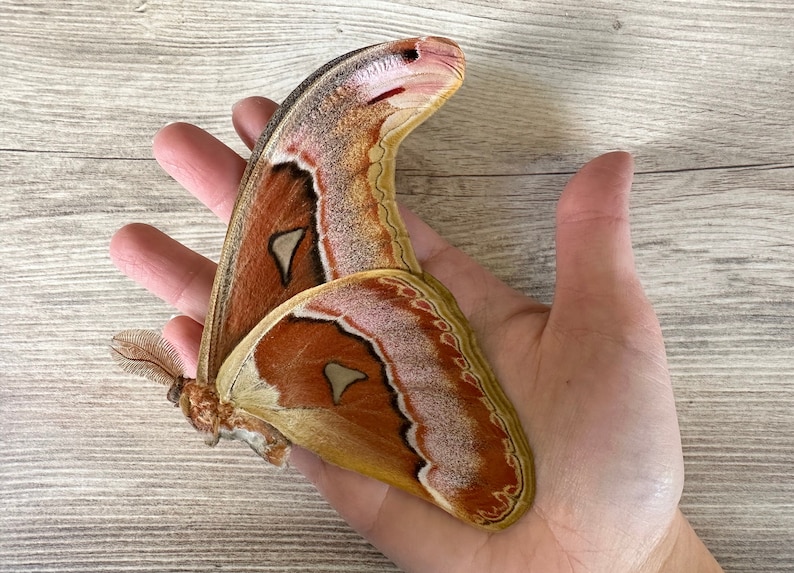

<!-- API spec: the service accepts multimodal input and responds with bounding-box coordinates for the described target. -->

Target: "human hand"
[110,97,723,573]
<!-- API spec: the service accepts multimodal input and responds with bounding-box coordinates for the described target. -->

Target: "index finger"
[151,97,279,223]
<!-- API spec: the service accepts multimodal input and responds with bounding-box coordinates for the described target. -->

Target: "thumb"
[551,152,647,325]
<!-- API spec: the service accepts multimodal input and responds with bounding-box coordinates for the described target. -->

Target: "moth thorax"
[178,382,223,446]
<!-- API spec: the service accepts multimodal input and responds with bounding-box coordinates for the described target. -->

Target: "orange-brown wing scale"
[218,270,533,530]
[199,37,465,385]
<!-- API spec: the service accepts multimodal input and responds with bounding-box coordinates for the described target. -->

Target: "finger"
[110,223,216,323]
[290,447,485,572]
[162,315,203,378]
[153,123,247,223]
[232,96,279,149]
[551,151,654,329]
[553,151,638,297]
[554,151,635,291]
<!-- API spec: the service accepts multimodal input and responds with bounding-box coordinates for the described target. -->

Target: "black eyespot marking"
[401,48,419,62]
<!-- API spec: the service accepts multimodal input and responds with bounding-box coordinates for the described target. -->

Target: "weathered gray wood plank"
[2,1,792,571]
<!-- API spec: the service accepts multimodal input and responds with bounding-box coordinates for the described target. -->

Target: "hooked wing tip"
[406,36,465,80]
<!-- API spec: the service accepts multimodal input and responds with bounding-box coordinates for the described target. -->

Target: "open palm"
[111,97,712,572]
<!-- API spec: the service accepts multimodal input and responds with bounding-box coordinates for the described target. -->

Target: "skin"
[110,96,724,573]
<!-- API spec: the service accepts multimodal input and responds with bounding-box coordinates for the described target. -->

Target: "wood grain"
[1,1,792,571]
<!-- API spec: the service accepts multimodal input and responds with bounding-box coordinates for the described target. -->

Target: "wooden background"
[1,1,792,571]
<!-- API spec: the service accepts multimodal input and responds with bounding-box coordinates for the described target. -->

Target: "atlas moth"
[112,36,534,530]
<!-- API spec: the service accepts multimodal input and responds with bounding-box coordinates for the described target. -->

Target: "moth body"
[110,329,290,466]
